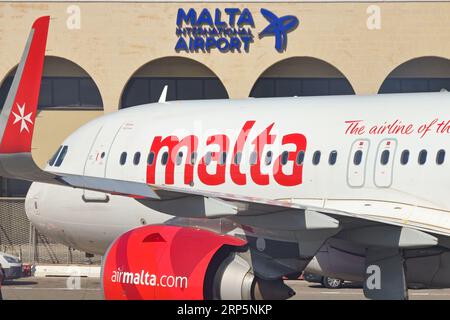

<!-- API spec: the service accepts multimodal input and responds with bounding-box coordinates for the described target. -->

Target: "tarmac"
[3,277,450,300]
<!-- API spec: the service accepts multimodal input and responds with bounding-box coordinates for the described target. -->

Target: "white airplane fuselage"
[25,93,450,255]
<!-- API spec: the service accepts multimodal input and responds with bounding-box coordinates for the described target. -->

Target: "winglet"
[0,16,50,154]
[158,85,168,103]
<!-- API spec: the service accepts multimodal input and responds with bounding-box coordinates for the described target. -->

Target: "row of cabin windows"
[351,149,446,166]
[119,149,446,167]
[121,150,309,166]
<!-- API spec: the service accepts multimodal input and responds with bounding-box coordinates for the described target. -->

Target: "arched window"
[120,57,228,108]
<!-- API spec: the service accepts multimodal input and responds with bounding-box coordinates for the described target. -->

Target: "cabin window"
[281,151,289,165]
[190,152,197,165]
[296,151,305,165]
[437,149,446,165]
[204,152,212,165]
[100,152,106,159]
[176,151,183,166]
[161,152,169,165]
[400,150,409,165]
[328,151,337,165]
[250,151,258,165]
[219,152,227,165]
[54,146,68,167]
[120,152,127,165]
[234,152,242,165]
[147,152,155,165]
[48,146,62,166]
[418,150,427,165]
[353,150,363,166]
[380,150,390,166]
[312,151,321,165]
[133,152,141,165]
[265,151,273,165]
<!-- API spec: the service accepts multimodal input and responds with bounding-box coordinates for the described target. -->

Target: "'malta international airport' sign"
[175,8,299,53]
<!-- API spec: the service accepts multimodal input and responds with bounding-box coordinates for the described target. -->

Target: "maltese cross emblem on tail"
[12,103,33,133]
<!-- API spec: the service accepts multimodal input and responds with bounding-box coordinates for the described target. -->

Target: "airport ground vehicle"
[0,252,22,282]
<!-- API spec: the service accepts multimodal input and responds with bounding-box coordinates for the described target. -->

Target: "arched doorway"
[0,56,103,110]
[379,57,450,93]
[250,57,354,98]
[120,57,228,108]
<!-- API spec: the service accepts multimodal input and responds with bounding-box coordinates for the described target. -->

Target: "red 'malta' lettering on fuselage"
[146,121,307,187]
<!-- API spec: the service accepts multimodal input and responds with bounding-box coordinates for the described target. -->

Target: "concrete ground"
[3,277,450,300]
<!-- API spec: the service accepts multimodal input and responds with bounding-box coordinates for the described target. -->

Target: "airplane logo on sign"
[259,9,299,53]
[12,103,33,133]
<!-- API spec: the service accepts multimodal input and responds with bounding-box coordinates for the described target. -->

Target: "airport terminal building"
[2,0,450,263]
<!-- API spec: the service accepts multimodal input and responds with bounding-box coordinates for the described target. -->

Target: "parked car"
[0,252,22,283]
[303,272,345,289]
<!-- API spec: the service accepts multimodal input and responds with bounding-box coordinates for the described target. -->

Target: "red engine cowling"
[102,225,248,300]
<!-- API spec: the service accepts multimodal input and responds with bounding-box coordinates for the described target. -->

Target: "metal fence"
[0,198,101,265]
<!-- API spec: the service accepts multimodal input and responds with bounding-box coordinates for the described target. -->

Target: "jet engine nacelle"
[101,225,294,300]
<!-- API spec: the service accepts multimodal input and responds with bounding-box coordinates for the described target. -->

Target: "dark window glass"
[80,78,102,107]
[437,149,446,165]
[275,79,301,97]
[400,150,410,165]
[353,150,363,166]
[401,79,428,93]
[204,79,228,99]
[380,78,450,94]
[379,79,401,94]
[176,151,183,166]
[120,152,127,165]
[234,152,242,165]
[265,151,273,165]
[251,78,354,98]
[249,151,257,165]
[281,151,289,165]
[296,151,305,165]
[312,151,321,165]
[418,150,427,165]
[133,152,141,165]
[380,150,390,165]
[0,76,13,109]
[5,179,32,197]
[54,146,68,167]
[219,152,227,165]
[429,79,450,92]
[250,79,275,98]
[302,79,329,96]
[100,152,105,159]
[329,79,354,95]
[122,77,228,108]
[53,78,79,107]
[147,152,155,165]
[48,146,62,166]
[177,79,203,100]
[122,78,149,107]
[38,78,53,108]
[1,75,102,110]
[328,151,337,165]
[161,152,169,165]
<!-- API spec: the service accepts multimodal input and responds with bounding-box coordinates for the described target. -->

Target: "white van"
[0,252,22,283]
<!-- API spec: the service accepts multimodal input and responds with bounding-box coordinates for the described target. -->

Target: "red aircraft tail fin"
[0,16,49,153]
